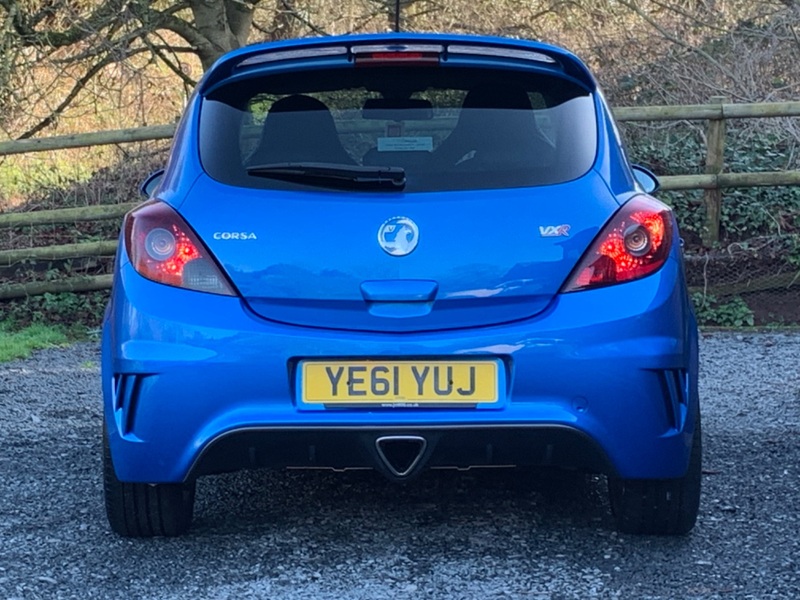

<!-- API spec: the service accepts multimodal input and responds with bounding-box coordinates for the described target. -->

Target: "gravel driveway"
[1,332,798,599]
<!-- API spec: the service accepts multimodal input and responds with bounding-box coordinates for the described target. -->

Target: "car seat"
[248,94,355,166]
[433,84,553,168]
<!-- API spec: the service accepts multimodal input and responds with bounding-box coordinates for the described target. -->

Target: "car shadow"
[192,466,614,535]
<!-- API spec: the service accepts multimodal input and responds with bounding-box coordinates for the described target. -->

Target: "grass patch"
[0,152,97,208]
[0,322,69,362]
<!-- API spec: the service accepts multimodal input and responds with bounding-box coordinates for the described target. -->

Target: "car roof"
[198,32,597,95]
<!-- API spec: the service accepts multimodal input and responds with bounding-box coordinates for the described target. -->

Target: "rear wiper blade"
[246,162,406,190]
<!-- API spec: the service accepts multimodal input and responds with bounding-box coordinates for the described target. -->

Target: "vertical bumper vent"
[112,374,145,436]
[657,369,688,430]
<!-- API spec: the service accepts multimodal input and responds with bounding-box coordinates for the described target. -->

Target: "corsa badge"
[212,232,258,240]
[539,224,570,237]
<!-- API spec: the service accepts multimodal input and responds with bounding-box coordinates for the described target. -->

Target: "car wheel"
[608,410,702,535]
[103,424,196,537]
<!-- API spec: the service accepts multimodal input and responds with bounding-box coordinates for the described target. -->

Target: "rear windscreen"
[199,66,597,192]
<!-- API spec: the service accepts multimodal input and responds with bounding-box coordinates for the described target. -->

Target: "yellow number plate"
[301,360,499,405]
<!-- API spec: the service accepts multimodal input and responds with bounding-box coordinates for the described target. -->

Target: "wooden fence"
[2,98,800,300]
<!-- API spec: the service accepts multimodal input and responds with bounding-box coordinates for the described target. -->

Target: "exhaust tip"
[375,435,427,478]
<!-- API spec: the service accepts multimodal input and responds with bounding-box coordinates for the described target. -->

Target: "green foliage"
[691,293,755,327]
[720,132,800,240]
[624,124,800,249]
[0,143,167,213]
[624,126,706,177]
[0,322,69,362]
[659,189,706,246]
[0,291,108,334]
[786,236,800,268]
[0,153,96,202]
[624,126,707,244]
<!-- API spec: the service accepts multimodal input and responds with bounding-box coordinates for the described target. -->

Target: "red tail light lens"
[562,195,674,293]
[124,201,236,296]
[355,52,440,66]
[352,44,442,66]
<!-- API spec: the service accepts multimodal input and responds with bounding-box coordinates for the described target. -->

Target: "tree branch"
[126,3,211,52]
[615,0,738,83]
[1,0,129,47]
[646,0,729,33]
[272,0,330,37]
[143,33,198,88]
[18,56,118,139]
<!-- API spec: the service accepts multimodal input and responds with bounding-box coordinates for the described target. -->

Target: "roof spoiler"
[198,34,597,94]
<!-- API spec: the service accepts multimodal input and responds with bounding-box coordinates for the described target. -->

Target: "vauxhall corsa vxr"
[102,33,701,537]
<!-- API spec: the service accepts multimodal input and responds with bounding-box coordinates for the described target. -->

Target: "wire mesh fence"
[685,238,800,327]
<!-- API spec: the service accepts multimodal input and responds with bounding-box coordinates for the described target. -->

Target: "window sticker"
[377,137,434,152]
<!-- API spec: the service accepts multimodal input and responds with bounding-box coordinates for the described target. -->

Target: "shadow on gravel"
[192,466,614,536]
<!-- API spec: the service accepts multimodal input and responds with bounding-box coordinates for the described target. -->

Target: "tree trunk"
[226,0,257,47]
[188,0,260,70]
[271,0,306,40]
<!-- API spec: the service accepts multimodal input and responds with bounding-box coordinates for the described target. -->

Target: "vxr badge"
[539,224,571,237]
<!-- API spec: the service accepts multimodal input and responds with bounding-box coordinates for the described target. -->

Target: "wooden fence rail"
[2,99,800,299]
[0,125,175,157]
[0,203,136,229]
[3,100,800,157]
[0,275,113,300]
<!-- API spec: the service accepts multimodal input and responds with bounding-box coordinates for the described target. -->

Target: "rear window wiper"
[246,162,406,190]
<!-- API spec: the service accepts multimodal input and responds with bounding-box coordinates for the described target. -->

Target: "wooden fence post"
[703,96,727,246]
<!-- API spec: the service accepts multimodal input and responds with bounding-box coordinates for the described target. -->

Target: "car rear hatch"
[181,174,618,332]
[183,36,616,332]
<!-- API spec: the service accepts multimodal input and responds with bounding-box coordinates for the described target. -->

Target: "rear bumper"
[189,425,614,481]
[102,257,699,483]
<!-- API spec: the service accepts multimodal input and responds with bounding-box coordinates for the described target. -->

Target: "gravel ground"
[0,332,799,599]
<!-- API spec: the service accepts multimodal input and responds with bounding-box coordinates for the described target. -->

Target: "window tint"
[199,67,597,192]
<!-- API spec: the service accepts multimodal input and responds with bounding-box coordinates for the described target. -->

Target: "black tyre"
[103,425,196,537]
[608,411,702,535]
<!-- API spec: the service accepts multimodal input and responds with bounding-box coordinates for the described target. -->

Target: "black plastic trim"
[185,424,616,482]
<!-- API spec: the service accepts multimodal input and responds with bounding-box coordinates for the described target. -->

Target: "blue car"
[102,33,701,537]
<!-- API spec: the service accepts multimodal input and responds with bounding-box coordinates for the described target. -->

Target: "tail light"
[124,201,236,296]
[352,45,442,66]
[562,195,674,293]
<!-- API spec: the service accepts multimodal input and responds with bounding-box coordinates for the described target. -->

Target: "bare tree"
[0,0,325,137]
[1,0,799,141]
[0,0,265,70]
